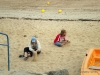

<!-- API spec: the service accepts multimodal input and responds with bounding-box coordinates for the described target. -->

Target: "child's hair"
[60,29,66,36]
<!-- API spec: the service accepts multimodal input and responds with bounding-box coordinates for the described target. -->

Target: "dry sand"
[0,0,100,75]
[0,19,100,75]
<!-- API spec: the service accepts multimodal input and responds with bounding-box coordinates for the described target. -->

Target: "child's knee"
[55,42,62,47]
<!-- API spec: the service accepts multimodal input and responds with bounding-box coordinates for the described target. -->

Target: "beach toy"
[81,48,100,75]
[41,9,45,13]
[47,2,50,5]
[58,10,62,13]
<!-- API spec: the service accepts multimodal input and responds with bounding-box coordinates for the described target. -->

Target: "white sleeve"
[37,40,41,51]
[28,42,33,51]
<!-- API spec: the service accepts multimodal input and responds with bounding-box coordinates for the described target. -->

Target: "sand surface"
[0,0,100,19]
[0,0,100,75]
[0,19,100,75]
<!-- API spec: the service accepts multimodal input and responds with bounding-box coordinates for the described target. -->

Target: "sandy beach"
[0,0,100,75]
[0,19,100,75]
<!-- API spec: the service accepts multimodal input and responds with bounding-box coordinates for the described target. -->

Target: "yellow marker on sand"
[58,10,62,13]
[41,9,45,13]
[47,2,50,5]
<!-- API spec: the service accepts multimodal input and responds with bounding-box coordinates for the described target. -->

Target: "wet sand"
[0,0,100,20]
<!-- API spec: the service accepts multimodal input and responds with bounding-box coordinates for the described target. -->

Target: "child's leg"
[24,47,30,57]
[27,52,31,57]
[55,42,62,47]
[24,52,28,57]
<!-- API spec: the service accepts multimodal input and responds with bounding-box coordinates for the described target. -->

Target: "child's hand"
[67,40,70,43]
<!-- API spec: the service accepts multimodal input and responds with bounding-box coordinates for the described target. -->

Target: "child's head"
[31,37,37,45]
[60,29,66,36]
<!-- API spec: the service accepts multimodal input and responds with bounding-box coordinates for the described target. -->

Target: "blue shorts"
[54,42,62,47]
